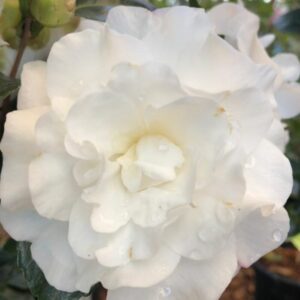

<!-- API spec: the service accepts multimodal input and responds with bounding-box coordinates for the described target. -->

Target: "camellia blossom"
[0,6,293,300]
[208,2,300,151]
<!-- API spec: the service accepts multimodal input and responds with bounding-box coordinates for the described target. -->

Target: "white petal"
[68,200,106,260]
[244,139,292,207]
[235,205,289,267]
[107,240,238,300]
[66,90,144,155]
[0,107,48,210]
[18,61,50,109]
[95,223,158,267]
[101,246,180,289]
[0,208,49,241]
[177,33,275,92]
[144,7,213,70]
[87,176,130,233]
[29,153,80,221]
[107,6,154,39]
[221,88,273,153]
[31,223,78,292]
[75,259,107,293]
[35,111,65,153]
[164,198,236,261]
[275,82,300,119]
[273,53,300,82]
[146,97,230,168]
[109,62,186,108]
[47,29,149,118]
[267,118,289,152]
[259,34,275,48]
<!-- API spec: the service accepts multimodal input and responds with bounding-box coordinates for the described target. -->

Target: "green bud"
[28,27,50,50]
[0,0,21,29]
[30,0,76,27]
[2,27,20,49]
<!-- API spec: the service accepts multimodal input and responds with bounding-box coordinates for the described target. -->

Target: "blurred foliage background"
[0,0,300,299]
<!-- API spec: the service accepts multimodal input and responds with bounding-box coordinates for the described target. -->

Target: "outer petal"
[31,223,78,292]
[18,61,50,110]
[221,88,273,154]
[0,208,49,241]
[35,111,66,153]
[47,29,149,118]
[29,153,80,221]
[75,259,107,293]
[107,6,155,39]
[164,198,236,261]
[101,246,180,289]
[235,205,289,267]
[68,200,107,260]
[275,82,300,119]
[107,240,238,300]
[244,139,292,207]
[66,91,145,155]
[177,33,275,92]
[272,53,300,82]
[267,118,289,152]
[0,107,48,210]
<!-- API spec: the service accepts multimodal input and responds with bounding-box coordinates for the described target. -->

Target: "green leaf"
[75,0,154,21]
[0,73,20,102]
[17,242,86,300]
[290,233,300,251]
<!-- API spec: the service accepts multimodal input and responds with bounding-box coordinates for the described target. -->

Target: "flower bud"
[30,0,76,27]
[0,0,21,49]
[28,27,50,50]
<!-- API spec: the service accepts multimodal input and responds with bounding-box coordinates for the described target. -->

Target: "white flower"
[208,2,300,151]
[0,6,292,300]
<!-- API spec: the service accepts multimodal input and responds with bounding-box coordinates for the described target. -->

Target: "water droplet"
[272,229,283,242]
[245,157,256,169]
[158,287,172,298]
[158,144,169,152]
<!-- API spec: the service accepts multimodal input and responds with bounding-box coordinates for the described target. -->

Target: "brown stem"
[9,17,32,79]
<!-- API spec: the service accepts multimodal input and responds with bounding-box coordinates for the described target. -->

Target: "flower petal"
[273,53,300,82]
[177,33,275,92]
[95,222,158,267]
[0,208,49,241]
[275,82,300,119]
[244,139,292,207]
[66,90,144,155]
[18,61,50,110]
[47,29,149,118]
[235,205,289,267]
[267,118,289,152]
[0,107,48,210]
[68,200,106,260]
[87,175,130,233]
[31,223,78,292]
[107,6,154,39]
[107,240,238,300]
[109,62,186,108]
[101,246,180,289]
[29,153,80,221]
[221,88,273,153]
[35,111,65,153]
